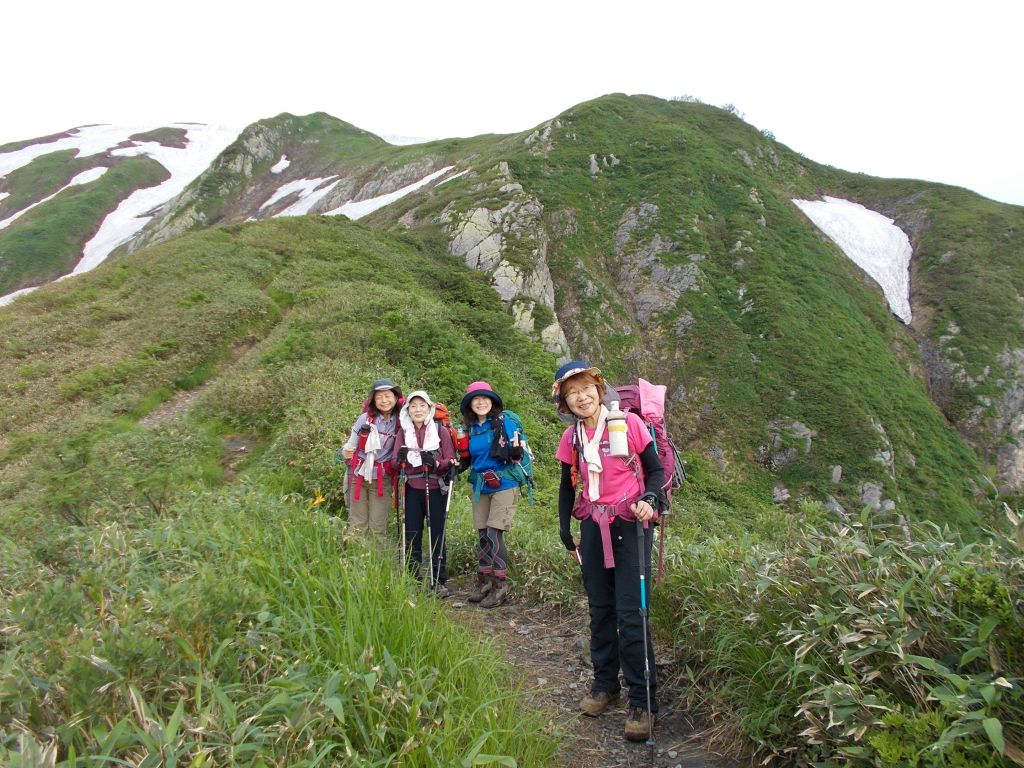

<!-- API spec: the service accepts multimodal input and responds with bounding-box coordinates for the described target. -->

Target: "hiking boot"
[434,583,452,598]
[623,705,655,742]
[479,577,509,608]
[466,572,493,603]
[580,688,621,716]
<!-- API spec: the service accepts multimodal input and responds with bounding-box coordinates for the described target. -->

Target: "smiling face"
[407,396,430,426]
[373,389,397,416]
[561,373,604,424]
[470,394,493,422]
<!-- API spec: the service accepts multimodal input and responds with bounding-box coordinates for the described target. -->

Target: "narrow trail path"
[445,576,741,768]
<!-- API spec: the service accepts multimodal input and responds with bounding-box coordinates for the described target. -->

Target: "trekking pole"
[393,473,400,549]
[635,519,655,747]
[656,509,668,585]
[399,465,408,568]
[437,468,455,581]
[425,462,435,589]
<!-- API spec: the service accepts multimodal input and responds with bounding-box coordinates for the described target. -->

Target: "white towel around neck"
[576,404,609,501]
[399,391,440,467]
[356,421,383,481]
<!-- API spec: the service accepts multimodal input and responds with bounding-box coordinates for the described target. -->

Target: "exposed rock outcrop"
[130,122,284,250]
[613,204,700,325]
[441,163,569,358]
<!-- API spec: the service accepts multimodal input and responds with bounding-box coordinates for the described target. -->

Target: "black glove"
[560,526,576,552]
[421,451,437,472]
[397,447,409,466]
[509,444,524,461]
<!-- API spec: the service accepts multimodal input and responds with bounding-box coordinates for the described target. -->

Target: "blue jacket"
[467,416,519,494]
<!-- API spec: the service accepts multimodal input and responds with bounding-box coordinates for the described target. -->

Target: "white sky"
[3,1,1021,206]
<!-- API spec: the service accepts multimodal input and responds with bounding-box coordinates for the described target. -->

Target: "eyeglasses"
[564,384,597,402]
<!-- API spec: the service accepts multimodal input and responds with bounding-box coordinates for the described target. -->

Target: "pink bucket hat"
[460,380,504,414]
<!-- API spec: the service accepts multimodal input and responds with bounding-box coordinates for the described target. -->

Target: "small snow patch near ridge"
[793,196,912,323]
[263,177,341,217]
[270,155,290,173]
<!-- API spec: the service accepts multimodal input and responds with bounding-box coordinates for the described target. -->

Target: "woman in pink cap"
[458,380,527,608]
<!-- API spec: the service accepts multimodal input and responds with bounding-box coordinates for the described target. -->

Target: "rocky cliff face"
[130,122,284,250]
[441,161,569,358]
[878,194,1024,495]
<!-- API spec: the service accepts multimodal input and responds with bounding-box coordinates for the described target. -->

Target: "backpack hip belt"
[468,464,523,502]
[574,497,637,568]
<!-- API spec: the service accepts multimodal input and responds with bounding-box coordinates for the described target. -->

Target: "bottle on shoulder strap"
[607,401,629,458]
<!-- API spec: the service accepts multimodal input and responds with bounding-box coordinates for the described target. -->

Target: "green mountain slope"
[0,156,168,294]
[6,95,1018,518]
[128,112,504,250]
[0,214,565,765]
[2,210,1020,766]
[821,176,1024,494]
[367,94,1008,523]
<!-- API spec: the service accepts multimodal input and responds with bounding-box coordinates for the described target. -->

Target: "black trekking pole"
[636,519,655,747]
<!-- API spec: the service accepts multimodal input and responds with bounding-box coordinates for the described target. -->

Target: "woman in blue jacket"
[459,381,525,608]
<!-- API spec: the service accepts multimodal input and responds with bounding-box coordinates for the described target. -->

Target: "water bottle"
[456,424,469,460]
[607,401,629,457]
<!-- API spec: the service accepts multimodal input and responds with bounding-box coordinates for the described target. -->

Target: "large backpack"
[612,379,685,505]
[431,401,459,454]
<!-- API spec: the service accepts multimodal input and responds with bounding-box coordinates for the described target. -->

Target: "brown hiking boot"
[466,572,493,603]
[580,688,621,716]
[623,705,655,742]
[479,577,509,608]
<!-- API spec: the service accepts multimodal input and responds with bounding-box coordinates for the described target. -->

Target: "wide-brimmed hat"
[551,360,605,411]
[460,380,504,414]
[366,379,403,413]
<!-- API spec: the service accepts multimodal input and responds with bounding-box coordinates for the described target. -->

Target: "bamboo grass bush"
[0,486,560,766]
[659,501,1024,766]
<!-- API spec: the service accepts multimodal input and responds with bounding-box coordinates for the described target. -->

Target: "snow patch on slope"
[71,124,241,275]
[325,166,454,220]
[0,123,241,291]
[260,177,341,217]
[793,196,913,323]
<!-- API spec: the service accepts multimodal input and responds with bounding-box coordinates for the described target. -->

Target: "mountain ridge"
[2,93,1021,510]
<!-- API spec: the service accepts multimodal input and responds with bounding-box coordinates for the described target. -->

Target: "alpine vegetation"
[1,93,1022,766]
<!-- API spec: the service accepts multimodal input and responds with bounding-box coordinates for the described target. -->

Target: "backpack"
[432,402,460,463]
[570,377,684,582]
[501,410,536,502]
[612,379,685,505]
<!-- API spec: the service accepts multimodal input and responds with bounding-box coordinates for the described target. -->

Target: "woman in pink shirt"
[553,361,665,743]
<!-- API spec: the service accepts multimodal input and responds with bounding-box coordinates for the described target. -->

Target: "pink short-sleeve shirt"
[556,411,652,504]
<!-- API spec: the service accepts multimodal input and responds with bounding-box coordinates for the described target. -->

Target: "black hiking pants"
[579,515,658,712]
[403,484,448,584]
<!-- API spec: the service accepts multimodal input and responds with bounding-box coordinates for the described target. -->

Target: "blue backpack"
[501,411,535,502]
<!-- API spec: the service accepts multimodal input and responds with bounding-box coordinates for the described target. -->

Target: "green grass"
[128,126,187,147]
[0,149,88,219]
